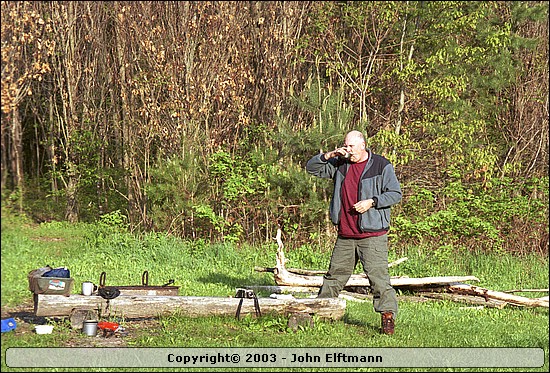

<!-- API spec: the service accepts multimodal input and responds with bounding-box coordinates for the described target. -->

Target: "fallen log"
[338,290,435,304]
[503,288,549,293]
[33,294,347,320]
[420,292,510,309]
[254,267,326,276]
[274,272,480,288]
[272,228,479,288]
[255,257,408,275]
[388,257,409,267]
[448,284,549,308]
[246,285,320,294]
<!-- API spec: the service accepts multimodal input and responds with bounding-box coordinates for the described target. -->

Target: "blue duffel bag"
[43,267,70,278]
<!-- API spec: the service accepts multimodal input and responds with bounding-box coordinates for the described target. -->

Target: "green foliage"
[192,204,226,233]
[208,150,268,204]
[395,176,549,255]
[97,210,129,231]
[368,129,419,166]
[1,189,24,211]
[190,203,243,244]
[1,208,548,373]
[274,82,354,165]
[393,1,526,185]
[2,1,548,256]
[285,243,330,271]
[302,1,401,107]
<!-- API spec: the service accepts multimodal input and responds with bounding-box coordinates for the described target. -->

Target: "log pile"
[254,229,549,309]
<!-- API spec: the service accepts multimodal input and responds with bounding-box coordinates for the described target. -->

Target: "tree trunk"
[49,1,81,222]
[395,0,418,137]
[0,116,7,191]
[33,294,347,320]
[64,163,79,223]
[10,109,24,210]
[114,1,137,226]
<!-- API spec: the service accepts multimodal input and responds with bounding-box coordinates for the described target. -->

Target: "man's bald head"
[344,130,367,162]
[345,130,365,144]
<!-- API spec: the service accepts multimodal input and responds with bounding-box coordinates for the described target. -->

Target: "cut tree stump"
[33,294,347,320]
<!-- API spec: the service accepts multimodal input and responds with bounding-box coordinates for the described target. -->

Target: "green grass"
[1,207,548,372]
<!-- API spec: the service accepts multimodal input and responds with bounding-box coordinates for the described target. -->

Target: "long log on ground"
[503,288,549,293]
[255,258,408,275]
[448,284,549,308]
[272,228,479,288]
[339,291,435,304]
[420,292,510,309]
[33,294,347,320]
[388,257,408,267]
[275,272,480,288]
[284,268,327,276]
[254,267,325,275]
[246,285,321,294]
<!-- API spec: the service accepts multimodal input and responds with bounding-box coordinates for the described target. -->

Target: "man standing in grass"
[306,130,402,335]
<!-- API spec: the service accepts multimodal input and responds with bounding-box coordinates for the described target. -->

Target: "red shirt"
[338,159,387,238]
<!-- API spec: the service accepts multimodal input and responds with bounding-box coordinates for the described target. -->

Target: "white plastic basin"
[35,325,54,334]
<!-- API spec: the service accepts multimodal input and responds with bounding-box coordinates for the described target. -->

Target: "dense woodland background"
[1,1,548,256]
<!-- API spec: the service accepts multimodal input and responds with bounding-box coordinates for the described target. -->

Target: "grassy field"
[1,208,548,372]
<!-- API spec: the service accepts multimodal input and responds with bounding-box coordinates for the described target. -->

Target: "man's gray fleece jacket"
[306,149,402,233]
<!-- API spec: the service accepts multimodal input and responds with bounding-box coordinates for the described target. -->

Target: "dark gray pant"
[317,234,398,316]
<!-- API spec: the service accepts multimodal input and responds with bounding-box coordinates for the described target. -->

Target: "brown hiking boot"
[381,312,395,335]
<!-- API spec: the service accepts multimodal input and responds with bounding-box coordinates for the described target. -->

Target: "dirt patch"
[30,236,65,242]
[2,301,162,347]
